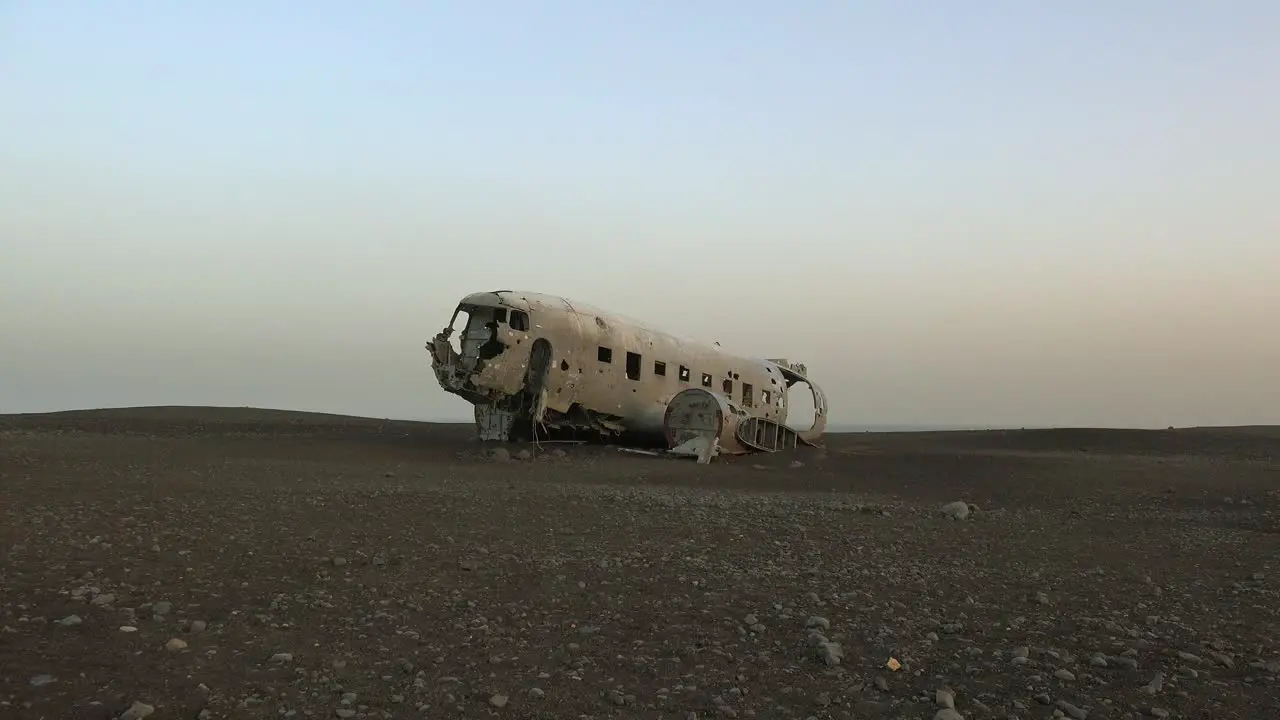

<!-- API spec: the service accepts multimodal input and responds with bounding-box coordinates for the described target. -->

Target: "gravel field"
[2,407,1278,720]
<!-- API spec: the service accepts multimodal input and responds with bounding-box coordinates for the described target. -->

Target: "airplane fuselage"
[427,290,826,447]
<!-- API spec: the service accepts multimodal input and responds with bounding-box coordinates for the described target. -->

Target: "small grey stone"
[270,653,294,663]
[58,614,82,626]
[1110,655,1139,670]
[190,620,207,634]
[935,689,955,709]
[1057,700,1088,720]
[934,710,964,720]
[119,702,156,720]
[1054,668,1076,681]
[940,501,970,520]
[29,674,54,687]
[489,694,509,708]
[853,700,892,716]
[152,602,172,616]
[805,616,830,630]
[818,641,843,666]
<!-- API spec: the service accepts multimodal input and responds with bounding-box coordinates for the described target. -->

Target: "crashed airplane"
[427,290,827,462]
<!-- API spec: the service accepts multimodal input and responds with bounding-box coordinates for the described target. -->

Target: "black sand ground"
[1,408,1278,719]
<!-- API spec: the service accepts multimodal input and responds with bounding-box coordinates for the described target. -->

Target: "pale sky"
[2,2,1277,428]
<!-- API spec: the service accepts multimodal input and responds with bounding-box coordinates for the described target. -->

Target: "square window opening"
[653,361,666,377]
[678,365,691,382]
[742,383,754,408]
[625,352,642,381]
[597,347,612,363]
[701,373,712,388]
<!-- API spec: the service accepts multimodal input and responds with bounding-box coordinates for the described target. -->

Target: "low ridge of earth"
[2,407,1278,719]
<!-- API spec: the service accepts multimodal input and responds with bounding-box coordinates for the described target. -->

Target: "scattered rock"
[1057,700,1088,719]
[119,702,155,720]
[817,641,843,666]
[935,688,956,709]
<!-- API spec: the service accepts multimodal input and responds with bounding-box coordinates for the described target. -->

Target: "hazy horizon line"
[2,403,1271,433]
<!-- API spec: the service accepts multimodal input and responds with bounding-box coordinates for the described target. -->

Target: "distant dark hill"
[0,405,471,444]
[1,406,1275,461]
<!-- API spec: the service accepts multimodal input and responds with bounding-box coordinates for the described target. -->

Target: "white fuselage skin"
[433,291,824,437]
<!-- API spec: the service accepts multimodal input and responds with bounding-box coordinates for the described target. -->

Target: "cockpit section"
[429,295,535,408]
[440,303,532,371]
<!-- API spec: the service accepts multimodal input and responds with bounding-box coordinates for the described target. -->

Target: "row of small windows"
[595,345,775,409]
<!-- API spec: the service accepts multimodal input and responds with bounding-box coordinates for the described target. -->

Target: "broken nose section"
[428,331,494,406]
